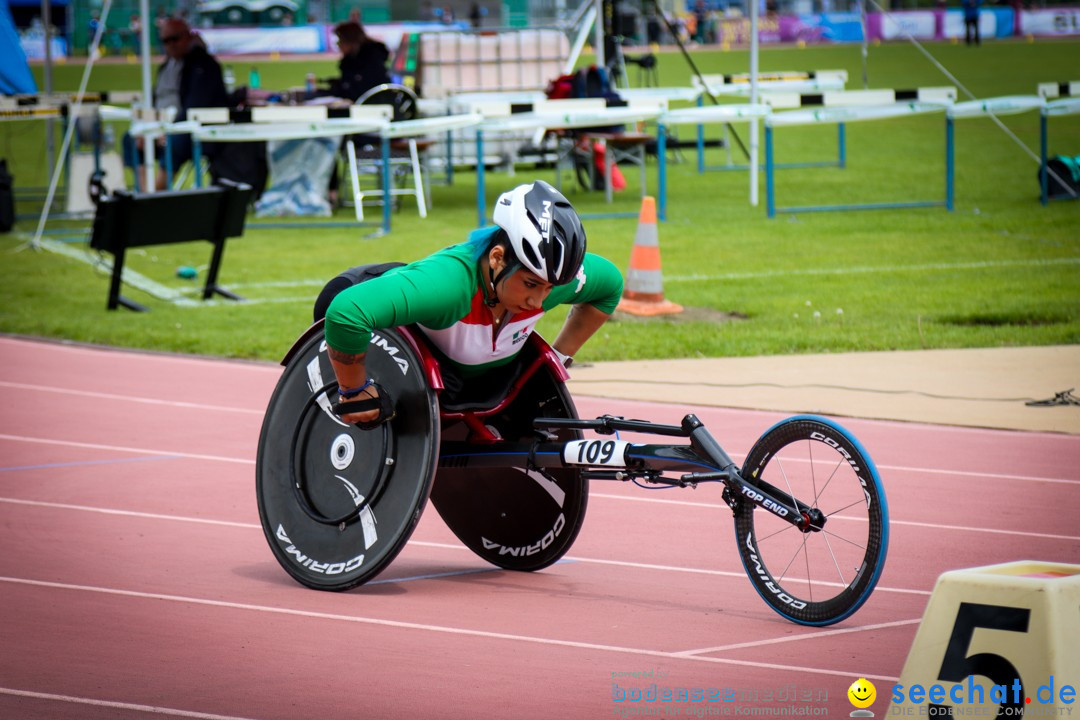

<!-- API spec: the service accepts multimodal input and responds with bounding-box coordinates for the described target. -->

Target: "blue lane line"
[366,558,576,586]
[0,455,184,473]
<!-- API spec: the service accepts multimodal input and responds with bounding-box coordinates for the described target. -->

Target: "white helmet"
[492,180,587,286]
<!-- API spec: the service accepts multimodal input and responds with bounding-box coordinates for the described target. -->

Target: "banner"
[715,17,783,45]
[199,26,325,55]
[779,12,865,43]
[1019,7,1080,36]
[876,10,937,40]
[18,32,68,60]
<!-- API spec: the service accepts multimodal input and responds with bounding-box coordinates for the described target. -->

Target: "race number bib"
[563,439,631,467]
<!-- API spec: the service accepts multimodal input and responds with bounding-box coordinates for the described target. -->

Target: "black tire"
[256,325,439,591]
[734,415,889,625]
[431,359,588,572]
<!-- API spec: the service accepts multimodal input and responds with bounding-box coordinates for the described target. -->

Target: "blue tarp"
[1,0,38,94]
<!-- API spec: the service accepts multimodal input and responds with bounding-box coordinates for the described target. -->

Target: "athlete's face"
[488,245,553,314]
[498,268,553,315]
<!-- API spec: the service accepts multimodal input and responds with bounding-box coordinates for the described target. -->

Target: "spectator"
[125,18,229,190]
[128,13,142,54]
[962,0,982,45]
[693,0,708,43]
[470,3,482,28]
[328,20,390,102]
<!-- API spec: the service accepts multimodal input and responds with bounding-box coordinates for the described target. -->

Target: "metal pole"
[765,124,775,218]
[42,0,55,183]
[594,0,605,69]
[749,0,759,206]
[140,0,155,192]
[1040,112,1048,206]
[946,116,955,211]
[860,0,869,89]
[658,121,667,221]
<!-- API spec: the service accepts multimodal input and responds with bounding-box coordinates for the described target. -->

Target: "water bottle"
[248,66,261,90]
[305,72,316,94]
[224,66,235,93]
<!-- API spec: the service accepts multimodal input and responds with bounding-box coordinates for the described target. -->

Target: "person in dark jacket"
[329,20,391,102]
[126,17,229,190]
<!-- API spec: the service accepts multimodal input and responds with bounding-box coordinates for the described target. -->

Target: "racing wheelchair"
[257,323,889,626]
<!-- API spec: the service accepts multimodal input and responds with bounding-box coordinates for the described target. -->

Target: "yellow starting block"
[889,561,1079,715]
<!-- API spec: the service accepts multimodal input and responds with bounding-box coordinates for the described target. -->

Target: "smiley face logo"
[848,678,877,709]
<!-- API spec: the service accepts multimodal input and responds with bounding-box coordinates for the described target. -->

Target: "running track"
[1,335,1077,719]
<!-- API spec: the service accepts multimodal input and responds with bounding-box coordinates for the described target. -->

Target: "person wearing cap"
[317,180,624,428]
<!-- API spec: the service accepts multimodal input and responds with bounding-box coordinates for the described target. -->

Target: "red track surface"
[1,336,1077,719]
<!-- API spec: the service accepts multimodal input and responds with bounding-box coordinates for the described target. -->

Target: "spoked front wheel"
[734,415,889,626]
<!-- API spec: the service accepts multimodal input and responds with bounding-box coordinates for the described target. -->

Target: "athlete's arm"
[552,303,612,360]
[327,348,380,425]
[323,252,475,425]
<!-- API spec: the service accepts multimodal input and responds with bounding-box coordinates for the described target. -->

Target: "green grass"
[2,40,1079,364]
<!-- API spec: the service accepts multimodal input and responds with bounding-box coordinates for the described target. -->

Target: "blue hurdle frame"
[765,115,954,218]
[694,97,846,174]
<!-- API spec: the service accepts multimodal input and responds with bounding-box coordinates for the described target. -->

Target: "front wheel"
[734,416,888,626]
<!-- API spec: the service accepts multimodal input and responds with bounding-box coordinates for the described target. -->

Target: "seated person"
[328,20,391,102]
[326,20,392,205]
[124,18,229,191]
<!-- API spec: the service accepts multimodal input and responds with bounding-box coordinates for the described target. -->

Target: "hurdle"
[654,103,771,222]
[764,87,957,218]
[945,94,1047,210]
[690,71,848,173]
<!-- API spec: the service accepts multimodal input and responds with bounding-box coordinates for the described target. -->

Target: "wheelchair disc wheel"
[256,325,439,591]
[733,416,888,625]
[431,358,588,573]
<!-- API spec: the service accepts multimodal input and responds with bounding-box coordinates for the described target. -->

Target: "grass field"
[2,39,1078,364]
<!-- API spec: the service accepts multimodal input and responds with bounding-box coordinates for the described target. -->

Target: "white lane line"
[587,494,1080,542]
[674,618,923,656]
[0,336,282,373]
[0,381,264,415]
[0,435,254,466]
[3,478,1077,547]
[1,427,1074,487]
[0,498,258,529]
[875,464,1079,486]
[0,575,900,683]
[0,499,932,598]
[2,425,1071,487]
[0,688,263,720]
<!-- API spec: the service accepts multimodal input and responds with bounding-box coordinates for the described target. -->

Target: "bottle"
[248,66,261,90]
[305,72,316,94]
[224,66,235,93]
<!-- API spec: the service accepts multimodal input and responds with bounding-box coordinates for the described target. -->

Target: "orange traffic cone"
[616,196,683,317]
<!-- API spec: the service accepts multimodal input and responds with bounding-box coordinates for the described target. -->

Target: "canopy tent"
[1,0,38,94]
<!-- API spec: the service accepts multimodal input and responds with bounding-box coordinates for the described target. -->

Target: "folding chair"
[345,83,431,218]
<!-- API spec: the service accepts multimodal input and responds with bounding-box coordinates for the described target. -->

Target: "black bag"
[0,159,15,233]
[1041,154,1080,199]
[209,142,269,200]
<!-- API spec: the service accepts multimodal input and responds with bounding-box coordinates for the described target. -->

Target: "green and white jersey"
[324,227,624,378]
